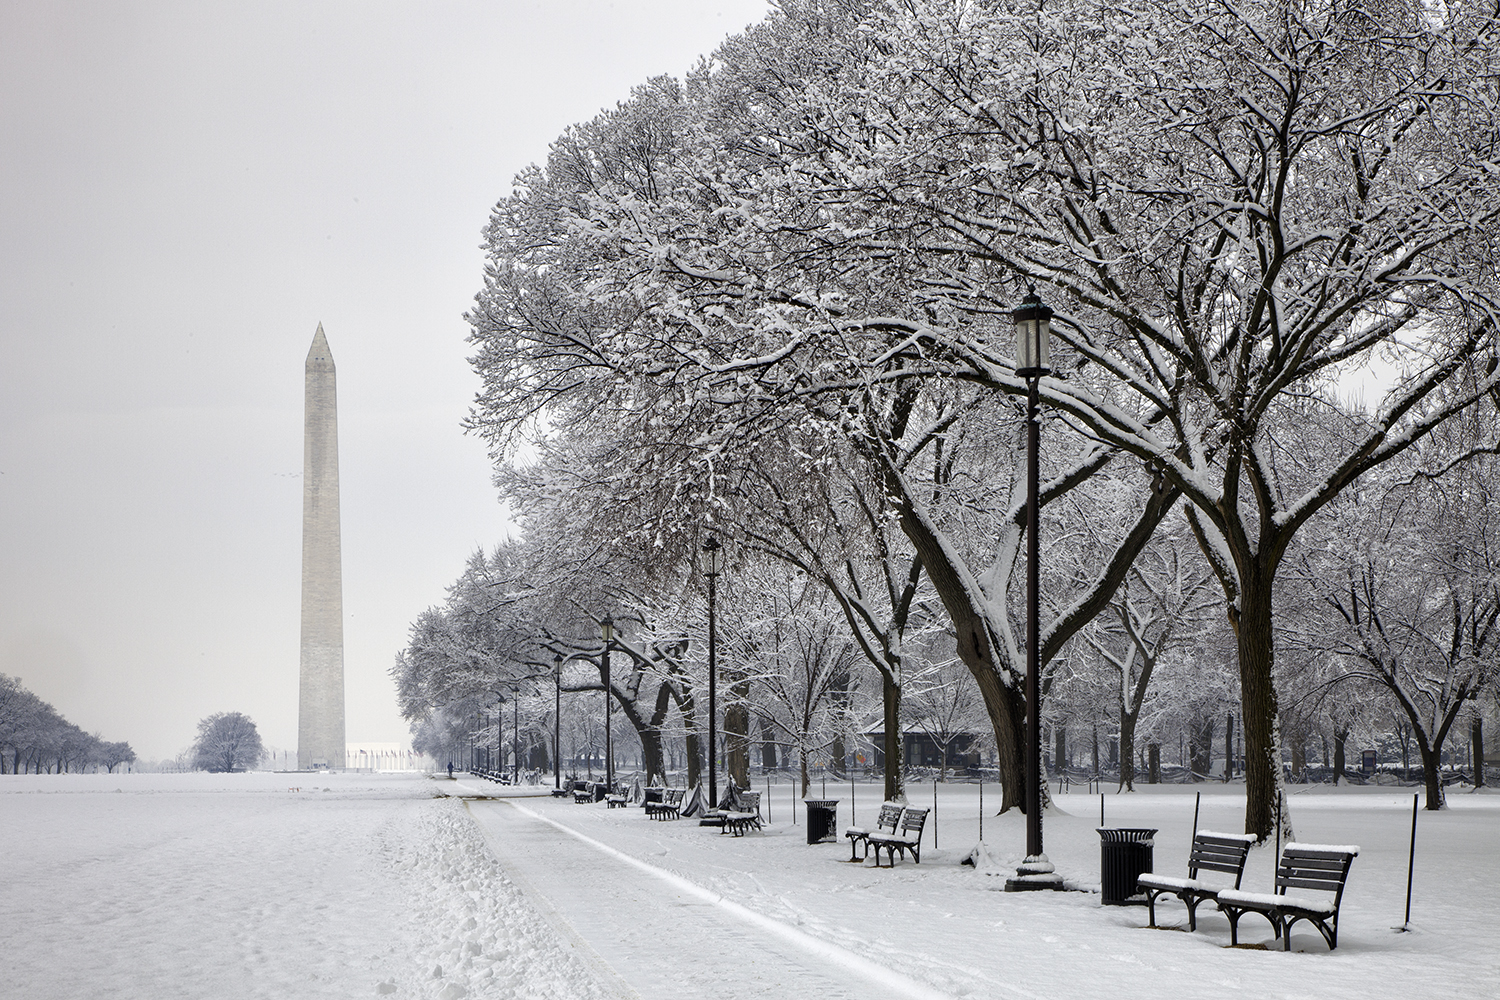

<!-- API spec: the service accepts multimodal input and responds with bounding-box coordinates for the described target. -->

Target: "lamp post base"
[1004,855,1066,892]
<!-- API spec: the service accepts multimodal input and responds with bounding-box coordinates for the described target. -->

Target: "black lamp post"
[553,654,563,788]
[601,614,614,790]
[703,535,721,808]
[1006,287,1065,892]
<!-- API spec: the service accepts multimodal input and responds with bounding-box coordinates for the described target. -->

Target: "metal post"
[514,693,520,784]
[1025,371,1042,861]
[603,644,613,790]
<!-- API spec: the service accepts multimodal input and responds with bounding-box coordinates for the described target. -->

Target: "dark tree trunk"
[1147,743,1160,784]
[1232,578,1285,842]
[1418,736,1445,811]
[1474,716,1485,789]
[760,717,778,773]
[1225,711,1235,781]
[1190,715,1214,778]
[1054,724,1067,778]
[1333,728,1347,786]
[1118,709,1136,792]
[882,672,904,803]
[1091,724,1100,777]
[725,698,750,790]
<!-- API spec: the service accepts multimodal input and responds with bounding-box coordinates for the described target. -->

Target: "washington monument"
[298,324,345,769]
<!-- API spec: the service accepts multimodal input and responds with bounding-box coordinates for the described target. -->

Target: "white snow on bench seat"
[845,827,869,837]
[1216,890,1335,915]
[1137,874,1213,892]
[1195,830,1256,842]
[1285,842,1360,856]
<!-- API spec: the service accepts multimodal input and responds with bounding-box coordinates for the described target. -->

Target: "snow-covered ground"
[4,772,1496,999]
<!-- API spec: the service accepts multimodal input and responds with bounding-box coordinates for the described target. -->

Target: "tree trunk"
[1333,728,1347,786]
[680,694,702,789]
[1190,715,1214,778]
[1054,724,1067,779]
[882,672,905,803]
[1118,708,1136,792]
[1091,724,1100,777]
[1147,742,1160,784]
[1418,736,1445,810]
[1474,716,1485,789]
[725,698,750,790]
[1232,580,1289,842]
[760,717,778,773]
[1225,711,1235,781]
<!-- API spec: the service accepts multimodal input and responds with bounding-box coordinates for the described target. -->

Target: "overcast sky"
[0,0,770,762]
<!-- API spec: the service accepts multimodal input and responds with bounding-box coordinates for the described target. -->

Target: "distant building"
[861,726,982,771]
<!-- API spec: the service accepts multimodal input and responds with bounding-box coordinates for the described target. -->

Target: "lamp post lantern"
[601,614,614,790]
[553,654,563,788]
[703,535,721,808]
[1006,287,1065,892]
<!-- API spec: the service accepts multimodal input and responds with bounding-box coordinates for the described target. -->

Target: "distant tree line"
[0,674,136,774]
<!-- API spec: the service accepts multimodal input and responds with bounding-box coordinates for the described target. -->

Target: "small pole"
[979,778,984,842]
[1100,793,1105,828]
[766,773,772,824]
[1192,791,1201,836]
[1401,793,1418,931]
[933,778,938,850]
[851,767,856,826]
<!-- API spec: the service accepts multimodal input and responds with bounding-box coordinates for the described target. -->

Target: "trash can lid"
[802,798,841,806]
[1096,827,1158,841]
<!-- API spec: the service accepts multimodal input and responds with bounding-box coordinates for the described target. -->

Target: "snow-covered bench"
[867,806,929,867]
[721,791,762,836]
[644,787,684,820]
[1137,830,1255,931]
[1216,843,1359,951]
[845,802,904,862]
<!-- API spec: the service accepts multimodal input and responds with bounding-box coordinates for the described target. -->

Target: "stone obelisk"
[298,324,345,770]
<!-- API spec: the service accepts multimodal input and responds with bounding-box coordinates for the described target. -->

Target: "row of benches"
[1138,831,1359,951]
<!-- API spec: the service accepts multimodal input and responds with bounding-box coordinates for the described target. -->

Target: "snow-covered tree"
[191,712,263,773]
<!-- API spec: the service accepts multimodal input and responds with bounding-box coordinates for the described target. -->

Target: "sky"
[0,0,771,762]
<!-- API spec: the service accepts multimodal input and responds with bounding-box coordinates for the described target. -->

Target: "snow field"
[1,772,602,1000]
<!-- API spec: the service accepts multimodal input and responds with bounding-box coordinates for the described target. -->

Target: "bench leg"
[1184,894,1199,932]
[1145,890,1158,928]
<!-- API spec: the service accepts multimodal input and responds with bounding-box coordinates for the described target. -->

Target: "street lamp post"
[703,535,721,808]
[513,689,520,784]
[601,614,614,790]
[1006,287,1065,893]
[553,654,563,788]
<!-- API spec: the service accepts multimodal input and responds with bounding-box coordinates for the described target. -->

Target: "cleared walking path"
[460,790,951,1000]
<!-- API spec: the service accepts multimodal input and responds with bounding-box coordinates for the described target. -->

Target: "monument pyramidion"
[298,324,345,769]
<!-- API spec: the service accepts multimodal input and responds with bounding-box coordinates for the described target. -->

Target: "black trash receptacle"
[1097,827,1157,905]
[804,799,840,844]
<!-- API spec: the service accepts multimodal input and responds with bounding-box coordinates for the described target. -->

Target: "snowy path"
[465,793,944,1000]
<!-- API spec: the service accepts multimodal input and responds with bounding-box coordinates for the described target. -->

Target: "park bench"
[720,791,762,836]
[573,781,604,803]
[606,789,629,808]
[1137,830,1255,931]
[644,787,685,820]
[1215,843,1359,951]
[867,806,929,867]
[845,802,904,862]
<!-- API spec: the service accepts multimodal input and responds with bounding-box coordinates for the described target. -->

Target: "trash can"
[643,787,664,806]
[1097,827,1156,905]
[804,799,840,844]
